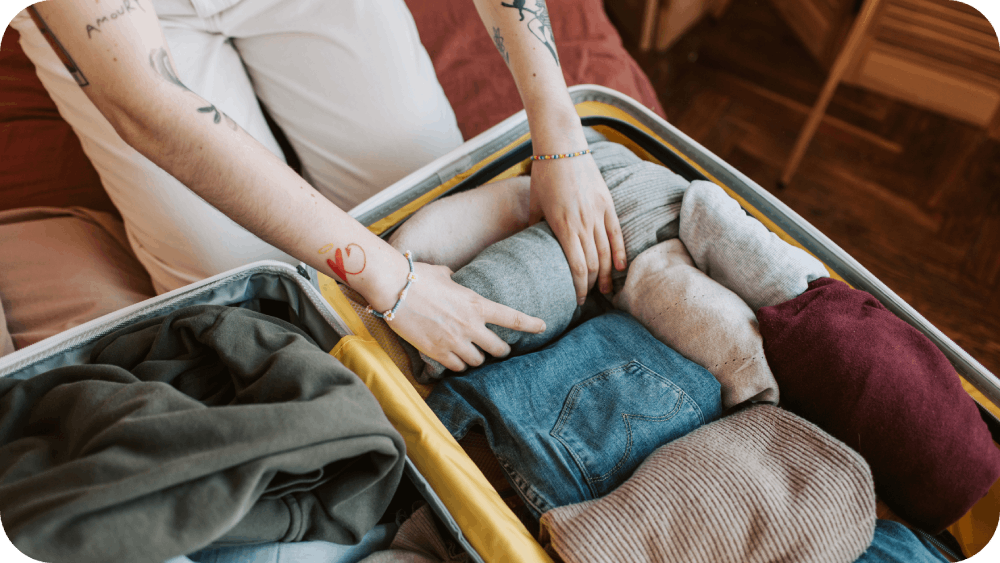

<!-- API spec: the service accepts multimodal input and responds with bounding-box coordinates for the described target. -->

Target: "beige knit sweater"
[539,405,877,563]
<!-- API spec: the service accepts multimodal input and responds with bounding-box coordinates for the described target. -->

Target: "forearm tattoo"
[500,0,559,66]
[149,48,238,129]
[85,0,146,39]
[27,7,89,87]
[319,243,367,285]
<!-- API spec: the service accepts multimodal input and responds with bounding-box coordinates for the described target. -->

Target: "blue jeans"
[426,311,723,520]
[854,520,949,563]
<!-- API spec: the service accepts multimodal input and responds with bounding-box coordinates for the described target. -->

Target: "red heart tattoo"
[327,244,366,286]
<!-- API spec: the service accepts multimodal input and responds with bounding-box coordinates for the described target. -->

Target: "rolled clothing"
[538,405,877,563]
[756,277,1000,533]
[426,311,723,521]
[0,305,406,563]
[679,180,829,311]
[614,239,778,408]
[417,128,690,381]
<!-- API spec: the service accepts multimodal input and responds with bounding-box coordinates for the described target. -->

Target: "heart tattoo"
[325,243,366,285]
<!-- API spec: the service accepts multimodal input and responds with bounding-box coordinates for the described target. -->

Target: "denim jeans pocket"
[551,360,706,499]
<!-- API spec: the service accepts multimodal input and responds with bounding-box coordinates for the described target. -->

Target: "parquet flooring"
[620,0,1000,376]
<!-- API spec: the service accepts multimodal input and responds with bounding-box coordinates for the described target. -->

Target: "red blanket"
[405,0,664,139]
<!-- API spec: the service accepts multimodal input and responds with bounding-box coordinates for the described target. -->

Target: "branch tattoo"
[149,48,238,129]
[319,243,367,286]
[27,7,89,87]
[500,0,559,66]
[491,27,510,65]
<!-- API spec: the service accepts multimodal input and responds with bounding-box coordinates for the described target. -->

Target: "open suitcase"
[2,85,998,562]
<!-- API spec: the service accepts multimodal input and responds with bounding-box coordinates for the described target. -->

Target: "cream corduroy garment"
[539,405,877,563]
[614,238,778,408]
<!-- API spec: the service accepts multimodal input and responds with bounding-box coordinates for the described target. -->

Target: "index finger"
[481,299,547,334]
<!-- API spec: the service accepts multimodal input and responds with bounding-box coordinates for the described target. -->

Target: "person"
[10,0,627,373]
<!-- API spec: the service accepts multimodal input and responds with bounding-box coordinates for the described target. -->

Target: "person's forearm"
[107,69,409,310]
[29,1,409,310]
[471,0,587,154]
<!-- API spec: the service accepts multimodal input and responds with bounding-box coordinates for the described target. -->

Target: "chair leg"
[779,0,884,188]
[639,0,661,53]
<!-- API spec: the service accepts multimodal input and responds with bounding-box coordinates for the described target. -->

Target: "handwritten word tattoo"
[149,48,238,130]
[491,27,510,65]
[27,7,89,87]
[85,0,146,39]
[319,243,367,285]
[500,0,559,66]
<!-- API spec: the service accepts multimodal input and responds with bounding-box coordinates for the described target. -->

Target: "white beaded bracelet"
[365,251,416,322]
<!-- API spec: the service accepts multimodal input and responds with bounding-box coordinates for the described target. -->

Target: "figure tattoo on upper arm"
[27,7,89,87]
[500,0,559,66]
[149,48,238,130]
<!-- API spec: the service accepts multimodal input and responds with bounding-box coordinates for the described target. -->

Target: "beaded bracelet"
[366,250,417,322]
[531,149,591,161]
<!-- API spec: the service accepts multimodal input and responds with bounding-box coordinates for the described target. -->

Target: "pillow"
[756,277,1000,533]
[0,207,155,349]
[0,297,14,358]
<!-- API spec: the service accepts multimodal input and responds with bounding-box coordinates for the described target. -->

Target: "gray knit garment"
[583,127,690,294]
[418,129,689,381]
[679,180,829,311]
[539,405,877,563]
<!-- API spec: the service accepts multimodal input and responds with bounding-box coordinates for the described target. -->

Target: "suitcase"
[2,85,997,562]
[318,84,1000,561]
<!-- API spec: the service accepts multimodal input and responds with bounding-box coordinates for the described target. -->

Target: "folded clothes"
[426,311,722,520]
[0,305,406,563]
[413,128,690,381]
[615,239,778,408]
[679,180,828,310]
[757,278,1000,533]
[854,520,948,563]
[538,405,877,563]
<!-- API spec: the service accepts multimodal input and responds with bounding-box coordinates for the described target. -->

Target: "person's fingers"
[473,327,512,359]
[454,342,486,368]
[558,231,590,305]
[482,299,547,334]
[605,206,627,271]
[594,222,613,294]
[437,351,467,373]
[579,230,600,298]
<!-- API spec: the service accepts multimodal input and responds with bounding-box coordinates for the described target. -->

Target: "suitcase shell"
[2,85,997,562]
[332,84,1000,561]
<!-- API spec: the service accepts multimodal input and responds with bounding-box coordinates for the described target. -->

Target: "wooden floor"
[619,0,1000,377]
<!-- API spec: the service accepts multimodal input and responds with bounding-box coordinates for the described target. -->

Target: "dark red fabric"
[757,277,1000,533]
[404,0,665,140]
[0,27,116,215]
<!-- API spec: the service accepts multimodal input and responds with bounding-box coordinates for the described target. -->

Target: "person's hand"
[386,262,546,372]
[530,153,627,303]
